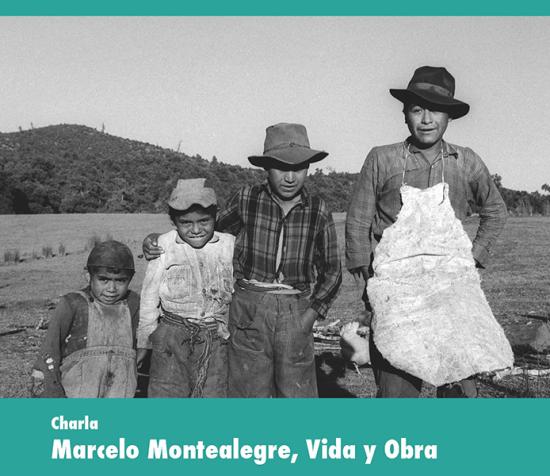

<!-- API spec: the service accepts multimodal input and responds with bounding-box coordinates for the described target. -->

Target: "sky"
[1,17,549,192]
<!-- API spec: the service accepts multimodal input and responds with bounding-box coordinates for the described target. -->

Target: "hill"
[0,124,357,214]
[0,124,548,215]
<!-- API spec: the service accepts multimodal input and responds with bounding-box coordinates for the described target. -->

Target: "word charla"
[51,415,98,431]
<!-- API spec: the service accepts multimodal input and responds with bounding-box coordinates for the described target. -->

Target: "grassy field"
[1,213,549,398]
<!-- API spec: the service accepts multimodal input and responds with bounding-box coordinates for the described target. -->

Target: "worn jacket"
[346,140,507,271]
[138,230,235,349]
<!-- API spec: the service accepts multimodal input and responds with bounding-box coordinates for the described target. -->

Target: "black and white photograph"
[1,16,549,399]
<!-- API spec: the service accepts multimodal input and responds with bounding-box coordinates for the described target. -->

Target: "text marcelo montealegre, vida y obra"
[50,415,438,465]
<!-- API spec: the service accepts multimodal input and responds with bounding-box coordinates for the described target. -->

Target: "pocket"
[60,356,84,397]
[164,264,194,300]
[149,326,177,383]
[228,293,263,353]
[293,298,313,334]
[288,300,315,363]
[148,325,162,347]
[149,324,172,353]
[228,292,257,330]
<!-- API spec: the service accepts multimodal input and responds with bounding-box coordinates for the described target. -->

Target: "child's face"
[173,209,215,249]
[89,270,132,305]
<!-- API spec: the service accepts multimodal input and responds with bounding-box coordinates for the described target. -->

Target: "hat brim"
[167,192,217,211]
[248,146,328,168]
[389,89,470,119]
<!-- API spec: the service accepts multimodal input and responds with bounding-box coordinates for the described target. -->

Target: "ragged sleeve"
[32,295,76,397]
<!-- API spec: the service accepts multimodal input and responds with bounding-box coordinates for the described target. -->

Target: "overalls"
[60,291,137,398]
[367,143,513,397]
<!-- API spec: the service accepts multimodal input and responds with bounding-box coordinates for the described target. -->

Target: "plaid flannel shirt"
[217,182,342,318]
[345,139,507,271]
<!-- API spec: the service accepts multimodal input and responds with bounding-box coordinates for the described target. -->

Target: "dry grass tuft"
[3,248,20,264]
[41,245,53,258]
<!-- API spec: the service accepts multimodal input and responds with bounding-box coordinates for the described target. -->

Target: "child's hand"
[142,233,163,260]
[30,369,66,398]
[136,348,150,368]
[300,308,319,334]
[30,369,45,397]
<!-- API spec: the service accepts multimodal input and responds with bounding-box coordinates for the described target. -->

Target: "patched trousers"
[148,319,228,398]
[228,286,317,398]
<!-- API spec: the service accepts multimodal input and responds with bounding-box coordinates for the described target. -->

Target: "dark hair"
[168,204,217,224]
[87,266,134,278]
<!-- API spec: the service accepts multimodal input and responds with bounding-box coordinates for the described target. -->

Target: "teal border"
[3,399,550,475]
[0,0,549,16]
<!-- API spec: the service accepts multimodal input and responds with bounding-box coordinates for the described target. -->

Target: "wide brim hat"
[167,178,217,211]
[390,66,470,119]
[248,123,328,167]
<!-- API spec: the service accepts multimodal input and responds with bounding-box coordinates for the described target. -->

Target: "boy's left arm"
[309,211,343,320]
[216,189,242,235]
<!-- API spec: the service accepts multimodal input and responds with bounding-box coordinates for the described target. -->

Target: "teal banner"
[2,399,549,475]
[0,0,549,16]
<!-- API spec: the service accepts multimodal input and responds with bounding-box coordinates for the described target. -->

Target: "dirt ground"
[1,214,549,398]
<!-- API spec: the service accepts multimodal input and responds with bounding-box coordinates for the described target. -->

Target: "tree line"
[0,124,548,216]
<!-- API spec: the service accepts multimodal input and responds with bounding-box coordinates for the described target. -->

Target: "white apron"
[367,145,513,386]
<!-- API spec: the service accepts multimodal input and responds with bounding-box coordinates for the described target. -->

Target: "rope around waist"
[160,310,219,332]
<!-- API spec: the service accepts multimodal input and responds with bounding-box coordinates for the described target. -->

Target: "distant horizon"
[3,122,545,196]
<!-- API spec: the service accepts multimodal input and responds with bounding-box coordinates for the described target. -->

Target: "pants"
[369,333,478,398]
[228,286,317,398]
[60,346,137,398]
[148,320,228,398]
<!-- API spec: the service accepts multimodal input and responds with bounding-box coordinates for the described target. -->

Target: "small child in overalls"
[31,241,139,398]
[137,178,234,398]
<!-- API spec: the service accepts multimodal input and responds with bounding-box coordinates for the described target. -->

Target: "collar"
[405,138,458,158]
[175,232,220,246]
[262,180,310,207]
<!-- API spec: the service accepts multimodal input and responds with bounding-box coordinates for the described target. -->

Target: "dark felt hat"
[390,66,470,119]
[248,123,328,167]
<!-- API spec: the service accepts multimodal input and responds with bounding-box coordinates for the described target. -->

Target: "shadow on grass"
[315,352,357,398]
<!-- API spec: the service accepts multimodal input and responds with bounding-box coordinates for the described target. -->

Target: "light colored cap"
[167,178,217,211]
